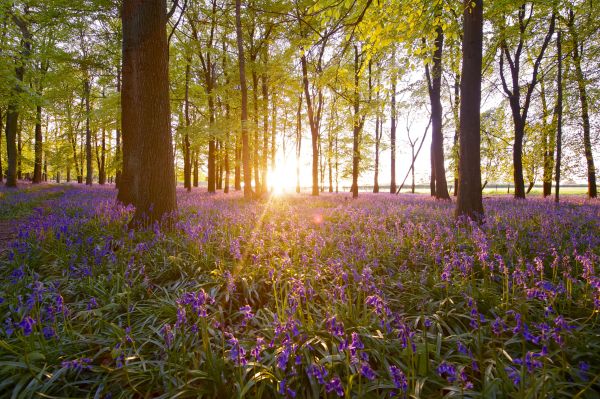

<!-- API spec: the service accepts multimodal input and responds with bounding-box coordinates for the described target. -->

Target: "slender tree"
[555,29,563,203]
[498,6,556,199]
[567,9,597,198]
[236,0,252,199]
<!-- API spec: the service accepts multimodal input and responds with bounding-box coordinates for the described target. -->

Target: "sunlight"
[267,161,297,195]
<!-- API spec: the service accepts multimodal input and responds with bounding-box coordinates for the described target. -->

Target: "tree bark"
[5,10,31,188]
[33,107,43,183]
[499,7,555,199]
[99,127,106,184]
[456,0,484,220]
[555,30,563,203]
[426,24,450,199]
[84,78,93,185]
[300,53,319,196]
[389,51,397,193]
[236,0,252,198]
[568,11,597,198]
[261,56,269,193]
[115,67,122,189]
[296,93,302,194]
[183,61,192,191]
[120,0,177,223]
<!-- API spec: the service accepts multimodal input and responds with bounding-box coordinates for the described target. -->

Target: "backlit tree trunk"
[236,0,252,198]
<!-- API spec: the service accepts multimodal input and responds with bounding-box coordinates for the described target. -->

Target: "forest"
[0,0,599,397]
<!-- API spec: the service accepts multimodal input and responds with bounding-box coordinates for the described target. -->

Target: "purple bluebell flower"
[325,376,344,397]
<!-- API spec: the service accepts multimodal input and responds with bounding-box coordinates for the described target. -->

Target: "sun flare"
[267,161,298,195]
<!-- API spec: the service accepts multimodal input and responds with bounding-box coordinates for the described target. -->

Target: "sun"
[267,161,298,195]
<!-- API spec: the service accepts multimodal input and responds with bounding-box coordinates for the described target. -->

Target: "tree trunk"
[389,51,397,193]
[5,11,31,188]
[115,67,122,189]
[261,62,269,193]
[373,113,380,193]
[351,46,361,199]
[300,53,319,196]
[193,151,199,187]
[453,73,460,196]
[32,105,43,183]
[99,127,106,184]
[456,0,484,220]
[500,8,555,199]
[84,78,93,185]
[183,61,192,191]
[236,0,252,198]
[120,0,177,223]
[426,24,450,199]
[555,30,563,203]
[540,80,554,197]
[296,93,302,194]
[234,138,241,190]
[17,121,22,181]
[569,12,597,198]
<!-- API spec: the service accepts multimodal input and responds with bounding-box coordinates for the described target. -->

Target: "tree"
[119,0,177,224]
[424,5,450,200]
[497,4,556,199]
[5,5,31,188]
[567,8,597,198]
[456,0,484,220]
[236,0,252,199]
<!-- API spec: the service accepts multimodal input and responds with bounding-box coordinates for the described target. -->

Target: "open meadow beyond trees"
[0,185,599,397]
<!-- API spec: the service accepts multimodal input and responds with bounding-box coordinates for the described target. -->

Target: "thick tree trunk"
[456,0,484,220]
[235,0,252,198]
[120,0,177,223]
[5,12,31,188]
